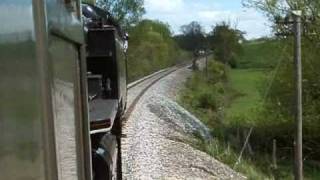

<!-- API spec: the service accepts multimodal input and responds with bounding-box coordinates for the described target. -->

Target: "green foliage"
[255,38,320,160]
[225,69,266,127]
[245,0,320,161]
[96,0,145,27]
[127,20,190,82]
[238,39,284,69]
[224,38,320,179]
[180,57,320,179]
[208,22,244,68]
[180,60,227,128]
[224,38,320,178]
[175,21,207,52]
[244,0,320,41]
[193,138,270,180]
[180,60,274,179]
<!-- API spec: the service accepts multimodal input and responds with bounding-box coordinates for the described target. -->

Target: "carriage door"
[46,0,89,180]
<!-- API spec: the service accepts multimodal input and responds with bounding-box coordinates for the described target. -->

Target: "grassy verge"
[225,69,266,126]
[180,59,320,179]
[179,60,271,179]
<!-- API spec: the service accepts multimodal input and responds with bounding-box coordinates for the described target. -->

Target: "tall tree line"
[175,21,244,68]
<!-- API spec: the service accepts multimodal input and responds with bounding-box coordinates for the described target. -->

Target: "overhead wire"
[261,42,290,106]
[234,41,289,168]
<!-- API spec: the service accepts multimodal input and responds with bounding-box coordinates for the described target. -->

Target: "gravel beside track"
[122,63,246,180]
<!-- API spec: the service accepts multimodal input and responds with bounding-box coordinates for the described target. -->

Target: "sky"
[144,0,273,39]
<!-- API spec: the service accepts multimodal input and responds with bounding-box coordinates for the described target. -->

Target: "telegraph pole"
[276,10,303,180]
[293,10,303,180]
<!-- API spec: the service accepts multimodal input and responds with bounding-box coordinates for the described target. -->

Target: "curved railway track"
[124,55,210,122]
[116,64,189,179]
[124,64,189,122]
[125,68,176,119]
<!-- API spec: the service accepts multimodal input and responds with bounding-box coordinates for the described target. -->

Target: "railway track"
[124,64,189,122]
[119,58,242,180]
[124,57,207,120]
[115,64,188,180]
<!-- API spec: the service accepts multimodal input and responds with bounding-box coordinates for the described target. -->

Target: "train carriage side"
[115,31,128,113]
[1,1,127,179]
[83,2,128,130]
[82,3,128,179]
[86,28,127,130]
[0,0,91,180]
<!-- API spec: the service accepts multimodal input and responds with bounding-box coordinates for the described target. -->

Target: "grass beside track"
[179,60,272,179]
[181,64,320,179]
[225,69,265,125]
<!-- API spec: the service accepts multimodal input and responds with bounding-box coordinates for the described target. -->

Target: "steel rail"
[123,63,189,126]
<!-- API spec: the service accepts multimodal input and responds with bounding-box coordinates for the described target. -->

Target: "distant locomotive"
[0,0,127,180]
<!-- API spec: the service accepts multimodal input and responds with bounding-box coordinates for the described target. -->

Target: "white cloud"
[144,0,184,13]
[198,10,229,20]
[144,0,272,39]
[197,10,236,22]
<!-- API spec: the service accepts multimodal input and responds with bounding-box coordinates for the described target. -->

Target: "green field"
[224,39,283,125]
[225,69,267,125]
[238,39,284,69]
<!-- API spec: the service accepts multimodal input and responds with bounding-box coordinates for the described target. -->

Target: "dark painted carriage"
[0,0,127,179]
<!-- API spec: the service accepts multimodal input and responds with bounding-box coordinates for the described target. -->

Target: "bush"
[254,39,320,160]
[127,20,191,82]
[209,22,244,68]
[180,59,227,128]
[180,61,273,179]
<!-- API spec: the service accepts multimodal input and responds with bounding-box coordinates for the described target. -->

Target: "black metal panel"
[87,29,115,57]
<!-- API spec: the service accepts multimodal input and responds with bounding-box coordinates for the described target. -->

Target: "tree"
[127,20,182,81]
[244,0,320,161]
[175,21,206,52]
[243,0,320,41]
[209,22,244,67]
[96,0,145,27]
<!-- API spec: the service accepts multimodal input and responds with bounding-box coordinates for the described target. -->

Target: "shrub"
[127,20,190,82]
